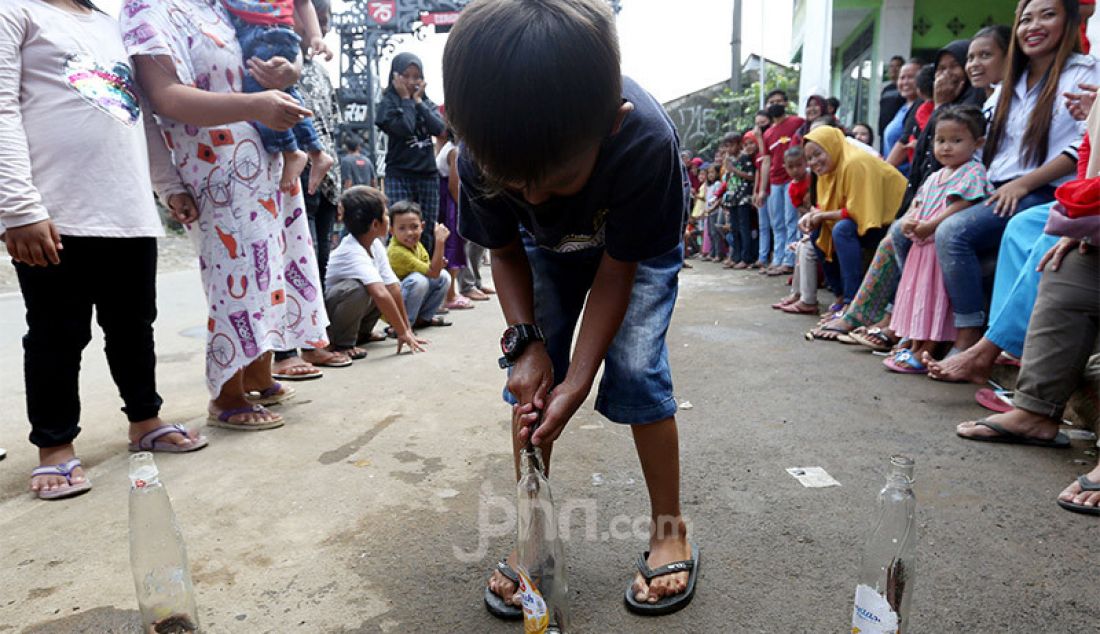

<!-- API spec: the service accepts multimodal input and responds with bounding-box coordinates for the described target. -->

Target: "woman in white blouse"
[934,0,1098,353]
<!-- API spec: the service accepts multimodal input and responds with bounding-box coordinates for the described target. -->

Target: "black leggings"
[16,236,162,448]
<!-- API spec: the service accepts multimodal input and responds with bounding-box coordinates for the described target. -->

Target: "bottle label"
[851,584,899,634]
[517,567,549,634]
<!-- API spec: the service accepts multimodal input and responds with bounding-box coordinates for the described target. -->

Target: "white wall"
[868,0,914,132]
[797,0,833,115]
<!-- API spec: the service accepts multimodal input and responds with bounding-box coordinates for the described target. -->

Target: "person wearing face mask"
[376,52,447,255]
[756,90,804,276]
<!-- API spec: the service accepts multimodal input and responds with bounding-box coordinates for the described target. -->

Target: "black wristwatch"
[499,324,545,369]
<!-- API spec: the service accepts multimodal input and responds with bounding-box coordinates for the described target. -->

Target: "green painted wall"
[911,0,1016,50]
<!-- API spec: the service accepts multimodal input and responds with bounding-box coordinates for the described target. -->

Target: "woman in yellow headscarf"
[800,126,907,306]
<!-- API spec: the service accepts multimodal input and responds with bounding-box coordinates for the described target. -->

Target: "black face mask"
[767,104,787,119]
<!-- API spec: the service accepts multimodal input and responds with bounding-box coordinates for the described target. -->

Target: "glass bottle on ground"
[129,452,200,633]
[851,455,917,634]
[516,443,570,633]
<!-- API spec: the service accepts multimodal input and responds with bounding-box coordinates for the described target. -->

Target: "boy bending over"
[324,187,427,356]
[444,0,698,618]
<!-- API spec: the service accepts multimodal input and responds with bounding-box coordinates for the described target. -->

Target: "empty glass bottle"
[516,444,570,633]
[851,455,916,634]
[129,452,200,633]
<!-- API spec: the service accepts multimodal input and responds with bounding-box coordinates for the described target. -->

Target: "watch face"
[502,327,518,355]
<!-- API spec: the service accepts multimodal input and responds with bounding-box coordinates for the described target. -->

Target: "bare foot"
[272,356,322,379]
[280,150,308,193]
[209,395,283,426]
[30,444,86,495]
[631,517,692,604]
[129,417,204,450]
[924,337,1000,384]
[955,409,1061,442]
[1058,464,1100,510]
[306,150,335,195]
[300,348,351,367]
[487,550,521,607]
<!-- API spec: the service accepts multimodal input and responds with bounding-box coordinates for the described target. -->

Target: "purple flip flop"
[245,382,296,406]
[208,405,284,431]
[32,458,93,500]
[128,423,208,453]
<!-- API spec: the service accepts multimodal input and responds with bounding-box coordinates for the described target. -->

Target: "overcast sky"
[98,0,793,104]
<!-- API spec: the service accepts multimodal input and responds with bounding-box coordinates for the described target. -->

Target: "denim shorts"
[503,238,681,425]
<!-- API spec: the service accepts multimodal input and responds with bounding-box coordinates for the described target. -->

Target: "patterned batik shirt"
[298,58,342,203]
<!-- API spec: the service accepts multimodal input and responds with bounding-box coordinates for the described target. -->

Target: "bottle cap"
[129,452,159,488]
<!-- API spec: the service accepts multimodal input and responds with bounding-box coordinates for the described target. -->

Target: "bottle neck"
[521,446,545,474]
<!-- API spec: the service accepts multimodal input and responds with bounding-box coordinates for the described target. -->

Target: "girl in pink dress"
[887,106,993,374]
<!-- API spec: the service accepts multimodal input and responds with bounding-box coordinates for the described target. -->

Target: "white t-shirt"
[326,235,399,288]
[0,2,167,237]
[435,140,456,178]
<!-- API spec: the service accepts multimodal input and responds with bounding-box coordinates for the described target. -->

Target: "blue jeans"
[756,200,771,264]
[817,219,886,302]
[935,187,1055,328]
[766,183,796,266]
[985,203,1057,357]
[504,240,680,424]
[231,16,321,154]
[400,271,450,325]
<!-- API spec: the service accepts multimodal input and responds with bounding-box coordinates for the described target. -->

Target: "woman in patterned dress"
[123,0,330,429]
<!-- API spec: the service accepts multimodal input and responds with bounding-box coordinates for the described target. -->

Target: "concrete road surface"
[1,261,1096,633]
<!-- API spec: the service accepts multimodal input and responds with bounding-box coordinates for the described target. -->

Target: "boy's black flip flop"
[483,558,523,620]
[624,545,700,616]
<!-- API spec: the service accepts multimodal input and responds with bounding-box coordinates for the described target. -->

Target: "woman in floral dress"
[122,0,330,429]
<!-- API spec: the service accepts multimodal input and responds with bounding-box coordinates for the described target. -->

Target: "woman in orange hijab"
[799,127,907,309]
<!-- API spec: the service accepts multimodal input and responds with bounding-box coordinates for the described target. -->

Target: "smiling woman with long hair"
[933,0,1098,353]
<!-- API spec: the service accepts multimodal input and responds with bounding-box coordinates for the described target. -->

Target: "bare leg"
[280,150,308,194]
[924,336,1001,384]
[953,326,983,351]
[306,150,335,195]
[630,417,692,603]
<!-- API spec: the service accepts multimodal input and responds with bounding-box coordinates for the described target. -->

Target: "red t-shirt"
[788,175,810,208]
[764,116,804,186]
[906,101,932,162]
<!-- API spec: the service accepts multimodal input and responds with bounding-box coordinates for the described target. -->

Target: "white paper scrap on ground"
[679,400,694,410]
[786,467,841,488]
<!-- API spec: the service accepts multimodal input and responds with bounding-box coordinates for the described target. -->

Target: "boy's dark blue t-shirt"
[457,77,689,263]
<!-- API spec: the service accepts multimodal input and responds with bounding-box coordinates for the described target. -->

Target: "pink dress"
[890,159,992,342]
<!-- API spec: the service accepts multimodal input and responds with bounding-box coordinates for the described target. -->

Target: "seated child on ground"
[222,0,335,193]
[886,106,992,374]
[386,201,452,329]
[324,187,427,356]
